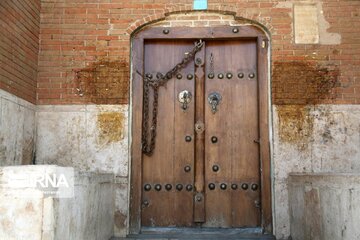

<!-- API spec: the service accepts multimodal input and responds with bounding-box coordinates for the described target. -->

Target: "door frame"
[129,25,272,234]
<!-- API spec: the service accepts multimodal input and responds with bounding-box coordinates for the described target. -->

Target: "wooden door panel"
[142,40,195,227]
[203,41,233,227]
[141,38,261,228]
[229,40,260,227]
[204,40,260,228]
[173,41,196,226]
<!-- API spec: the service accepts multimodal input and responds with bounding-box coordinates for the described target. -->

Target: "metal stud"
[220,183,227,190]
[176,184,183,191]
[186,184,193,191]
[212,165,219,172]
[208,183,216,190]
[154,184,162,191]
[176,73,182,79]
[255,200,261,208]
[208,73,215,79]
[211,136,218,143]
[184,165,191,172]
[226,72,233,79]
[144,184,151,191]
[145,73,153,79]
[185,136,192,142]
[238,72,244,79]
[251,183,259,191]
[232,28,239,33]
[241,183,249,190]
[143,200,149,207]
[195,58,202,65]
[196,195,202,202]
[249,73,255,78]
[163,29,170,34]
[165,184,172,191]
[231,183,238,190]
[218,73,224,79]
[187,74,193,80]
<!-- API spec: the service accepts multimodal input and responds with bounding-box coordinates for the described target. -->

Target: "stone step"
[113,235,275,240]
[111,227,276,240]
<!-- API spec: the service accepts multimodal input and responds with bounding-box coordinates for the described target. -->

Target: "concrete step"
[111,227,276,240]
[113,235,275,240]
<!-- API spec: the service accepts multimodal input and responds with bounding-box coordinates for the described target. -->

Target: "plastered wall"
[0,89,36,166]
[273,104,360,239]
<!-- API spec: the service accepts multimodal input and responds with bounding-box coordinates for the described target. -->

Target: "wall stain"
[277,105,313,150]
[73,59,129,104]
[97,112,125,145]
[1,219,11,229]
[21,138,34,165]
[272,61,340,105]
[274,61,340,147]
[114,210,126,228]
[0,137,6,164]
[25,203,35,213]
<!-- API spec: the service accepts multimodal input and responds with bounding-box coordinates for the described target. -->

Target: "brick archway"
[128,13,273,235]
[126,9,272,37]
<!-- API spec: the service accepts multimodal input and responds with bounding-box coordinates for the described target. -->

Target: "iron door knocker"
[208,92,222,113]
[178,90,192,110]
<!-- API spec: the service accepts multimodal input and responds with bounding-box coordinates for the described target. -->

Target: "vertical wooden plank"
[193,42,206,223]
[229,39,261,227]
[141,40,176,226]
[129,37,144,234]
[141,40,197,227]
[258,36,272,233]
[173,41,196,226]
[204,41,232,227]
[204,39,261,228]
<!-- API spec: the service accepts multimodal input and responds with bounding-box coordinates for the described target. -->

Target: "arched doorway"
[129,20,272,237]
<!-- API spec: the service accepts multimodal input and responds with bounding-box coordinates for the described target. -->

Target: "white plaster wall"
[34,104,360,239]
[114,176,128,237]
[0,189,43,240]
[0,89,36,166]
[36,105,129,238]
[0,165,114,240]
[36,105,129,176]
[273,105,360,239]
[288,173,360,240]
[54,172,114,240]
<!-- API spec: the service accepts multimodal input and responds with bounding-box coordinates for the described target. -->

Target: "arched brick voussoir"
[126,6,274,38]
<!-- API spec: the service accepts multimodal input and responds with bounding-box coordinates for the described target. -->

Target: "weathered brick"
[2,0,358,105]
[0,0,40,103]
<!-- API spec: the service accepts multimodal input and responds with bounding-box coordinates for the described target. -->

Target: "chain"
[141,40,204,156]
[209,53,214,75]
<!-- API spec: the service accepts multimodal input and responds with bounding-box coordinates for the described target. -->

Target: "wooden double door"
[130,26,271,232]
[142,39,260,228]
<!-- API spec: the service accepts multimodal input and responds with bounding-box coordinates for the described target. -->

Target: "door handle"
[178,90,192,110]
[208,92,222,113]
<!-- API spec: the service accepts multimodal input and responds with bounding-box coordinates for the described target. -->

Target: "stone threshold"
[112,227,275,240]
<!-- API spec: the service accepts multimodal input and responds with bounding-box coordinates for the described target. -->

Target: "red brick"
[3,0,359,105]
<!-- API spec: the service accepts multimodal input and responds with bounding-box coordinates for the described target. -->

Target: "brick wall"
[0,0,41,104]
[37,0,360,105]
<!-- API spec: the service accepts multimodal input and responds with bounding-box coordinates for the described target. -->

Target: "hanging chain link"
[209,53,214,75]
[140,40,204,156]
